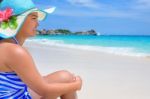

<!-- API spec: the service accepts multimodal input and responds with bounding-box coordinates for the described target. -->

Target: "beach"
[24,41,150,99]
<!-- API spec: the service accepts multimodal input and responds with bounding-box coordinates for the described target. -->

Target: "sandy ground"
[24,41,150,99]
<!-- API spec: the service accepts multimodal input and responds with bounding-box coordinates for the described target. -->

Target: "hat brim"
[0,7,55,39]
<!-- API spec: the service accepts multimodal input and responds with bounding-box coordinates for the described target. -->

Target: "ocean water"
[27,35,150,57]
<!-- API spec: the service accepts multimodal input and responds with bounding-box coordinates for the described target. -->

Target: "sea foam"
[26,39,148,57]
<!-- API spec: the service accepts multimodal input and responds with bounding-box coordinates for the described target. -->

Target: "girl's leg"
[29,70,77,99]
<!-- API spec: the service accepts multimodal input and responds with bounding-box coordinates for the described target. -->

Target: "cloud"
[66,0,100,8]
[49,0,150,22]
[134,0,150,9]
[54,7,138,19]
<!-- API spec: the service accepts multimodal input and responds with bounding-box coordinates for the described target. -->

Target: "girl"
[0,0,82,99]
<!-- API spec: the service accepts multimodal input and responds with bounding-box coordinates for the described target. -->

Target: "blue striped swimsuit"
[0,37,32,99]
[0,72,32,99]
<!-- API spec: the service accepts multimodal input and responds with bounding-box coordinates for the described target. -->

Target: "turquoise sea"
[28,35,150,57]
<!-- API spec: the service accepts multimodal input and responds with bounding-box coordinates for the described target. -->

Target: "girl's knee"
[44,70,75,83]
[58,70,75,83]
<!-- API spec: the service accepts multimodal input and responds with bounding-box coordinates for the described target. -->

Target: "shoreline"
[23,41,150,99]
[26,39,150,58]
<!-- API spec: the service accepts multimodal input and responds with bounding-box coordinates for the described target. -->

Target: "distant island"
[37,29,98,36]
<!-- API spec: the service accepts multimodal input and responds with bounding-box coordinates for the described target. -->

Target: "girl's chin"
[28,31,36,37]
[33,30,37,34]
[30,34,36,37]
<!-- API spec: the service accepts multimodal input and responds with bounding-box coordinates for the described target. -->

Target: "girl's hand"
[74,76,82,90]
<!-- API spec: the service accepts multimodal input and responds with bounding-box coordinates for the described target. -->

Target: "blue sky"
[33,0,150,35]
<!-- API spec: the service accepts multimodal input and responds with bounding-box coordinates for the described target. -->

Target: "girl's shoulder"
[0,42,31,71]
[0,42,30,61]
[0,42,25,52]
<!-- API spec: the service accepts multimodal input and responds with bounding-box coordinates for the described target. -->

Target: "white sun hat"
[0,0,56,39]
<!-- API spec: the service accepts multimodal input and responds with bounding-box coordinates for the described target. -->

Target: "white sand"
[24,41,150,99]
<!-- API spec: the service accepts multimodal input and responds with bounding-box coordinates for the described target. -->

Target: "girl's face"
[18,12,39,38]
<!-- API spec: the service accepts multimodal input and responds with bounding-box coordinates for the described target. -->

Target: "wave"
[26,39,149,57]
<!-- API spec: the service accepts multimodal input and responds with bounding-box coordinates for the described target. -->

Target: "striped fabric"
[0,72,32,99]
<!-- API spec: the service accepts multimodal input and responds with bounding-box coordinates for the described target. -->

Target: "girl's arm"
[6,44,82,97]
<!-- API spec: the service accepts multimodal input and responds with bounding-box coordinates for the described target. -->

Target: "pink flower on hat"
[0,8,13,22]
[0,8,18,30]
